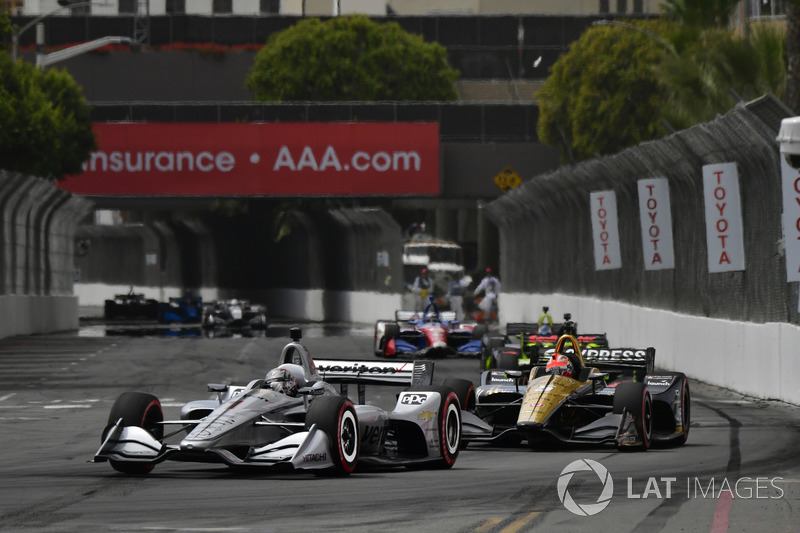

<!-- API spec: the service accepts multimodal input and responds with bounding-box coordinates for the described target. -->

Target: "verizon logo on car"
[61,122,440,196]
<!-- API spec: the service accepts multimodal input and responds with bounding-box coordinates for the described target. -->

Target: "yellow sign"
[493,166,522,192]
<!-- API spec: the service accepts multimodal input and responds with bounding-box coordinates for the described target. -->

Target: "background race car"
[93,328,462,475]
[158,294,203,324]
[202,299,267,332]
[104,288,159,320]
[374,298,486,358]
[459,334,690,451]
[481,313,608,372]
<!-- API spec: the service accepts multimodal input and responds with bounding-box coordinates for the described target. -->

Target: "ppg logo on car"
[400,393,428,405]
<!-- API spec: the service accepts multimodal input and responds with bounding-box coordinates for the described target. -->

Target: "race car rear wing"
[396,310,457,322]
[315,359,434,387]
[534,347,656,374]
[315,359,434,405]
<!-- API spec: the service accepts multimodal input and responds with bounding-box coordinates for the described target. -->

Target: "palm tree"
[785,3,800,114]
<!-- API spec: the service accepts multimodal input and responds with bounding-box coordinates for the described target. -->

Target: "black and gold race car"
[456,334,690,451]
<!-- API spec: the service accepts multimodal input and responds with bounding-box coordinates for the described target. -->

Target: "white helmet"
[264,367,298,397]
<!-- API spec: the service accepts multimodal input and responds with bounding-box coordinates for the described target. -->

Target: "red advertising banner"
[58,122,440,196]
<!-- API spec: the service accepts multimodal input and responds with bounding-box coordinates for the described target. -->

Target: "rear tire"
[480,337,504,371]
[305,396,359,475]
[496,351,519,371]
[613,382,652,451]
[472,324,487,339]
[104,392,164,474]
[441,378,475,412]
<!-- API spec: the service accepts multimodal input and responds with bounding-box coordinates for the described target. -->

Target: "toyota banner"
[58,122,440,196]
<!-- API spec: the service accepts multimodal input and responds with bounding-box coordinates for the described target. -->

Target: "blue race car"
[374,297,486,358]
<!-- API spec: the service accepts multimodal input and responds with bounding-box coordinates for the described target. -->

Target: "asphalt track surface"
[0,321,798,533]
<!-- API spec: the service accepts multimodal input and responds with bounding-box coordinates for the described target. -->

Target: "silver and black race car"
[201,299,267,332]
[455,335,690,451]
[92,328,462,475]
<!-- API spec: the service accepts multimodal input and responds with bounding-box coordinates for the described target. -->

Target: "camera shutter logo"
[557,459,614,516]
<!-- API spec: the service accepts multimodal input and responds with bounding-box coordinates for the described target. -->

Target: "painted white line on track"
[0,393,16,402]
[44,405,92,409]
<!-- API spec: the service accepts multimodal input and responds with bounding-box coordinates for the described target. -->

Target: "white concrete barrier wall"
[75,283,219,306]
[70,284,800,405]
[75,283,401,325]
[501,293,800,406]
[0,295,80,338]
[263,289,402,324]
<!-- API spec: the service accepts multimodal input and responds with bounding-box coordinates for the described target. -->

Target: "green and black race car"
[480,314,609,373]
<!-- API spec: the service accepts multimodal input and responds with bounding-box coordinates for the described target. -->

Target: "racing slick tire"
[613,382,653,451]
[374,320,395,356]
[496,351,519,371]
[662,377,691,448]
[103,392,164,475]
[441,378,476,412]
[305,396,359,476]
[379,323,401,357]
[103,301,117,320]
[472,324,488,340]
[422,386,462,469]
[480,336,504,371]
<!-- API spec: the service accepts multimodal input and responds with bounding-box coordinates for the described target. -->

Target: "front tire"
[427,386,462,469]
[305,396,359,475]
[104,392,164,474]
[613,382,652,451]
[663,378,691,447]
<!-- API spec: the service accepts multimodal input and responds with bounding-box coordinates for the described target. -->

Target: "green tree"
[783,2,800,113]
[660,24,786,129]
[536,20,675,163]
[246,15,459,101]
[661,0,740,27]
[0,53,96,179]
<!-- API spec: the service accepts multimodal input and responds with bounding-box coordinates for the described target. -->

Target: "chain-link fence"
[486,95,795,324]
[0,171,93,296]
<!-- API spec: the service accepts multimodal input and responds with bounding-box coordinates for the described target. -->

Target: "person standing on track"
[411,268,434,312]
[474,267,500,323]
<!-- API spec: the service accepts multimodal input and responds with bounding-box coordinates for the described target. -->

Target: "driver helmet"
[545,354,574,379]
[538,324,552,335]
[264,367,298,397]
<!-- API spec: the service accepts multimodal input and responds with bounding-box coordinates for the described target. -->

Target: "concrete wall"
[0,171,93,339]
[501,292,800,406]
[0,294,83,338]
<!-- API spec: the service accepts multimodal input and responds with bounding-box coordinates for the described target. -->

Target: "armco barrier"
[501,293,800,406]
